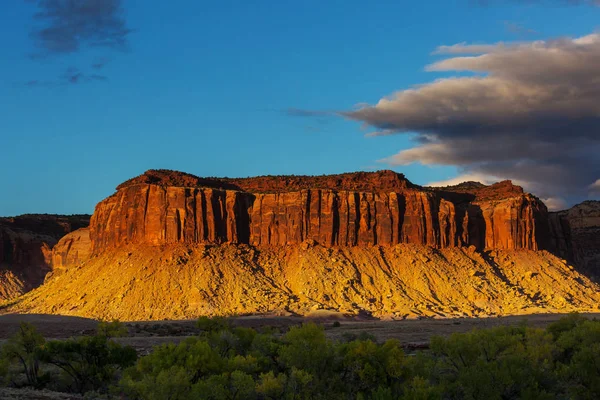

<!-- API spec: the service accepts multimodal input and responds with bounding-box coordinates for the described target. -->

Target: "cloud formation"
[344,34,600,207]
[30,0,131,55]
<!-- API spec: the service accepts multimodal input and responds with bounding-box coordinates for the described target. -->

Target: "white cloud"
[426,174,500,187]
[541,197,569,211]
[344,33,600,205]
[589,179,600,191]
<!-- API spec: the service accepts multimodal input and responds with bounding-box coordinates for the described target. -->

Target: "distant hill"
[0,214,90,300]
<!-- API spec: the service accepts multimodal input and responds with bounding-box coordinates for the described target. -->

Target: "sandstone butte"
[1,169,600,321]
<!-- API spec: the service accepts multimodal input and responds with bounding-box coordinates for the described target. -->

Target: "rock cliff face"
[549,201,600,278]
[0,214,90,299]
[90,170,550,254]
[51,228,91,270]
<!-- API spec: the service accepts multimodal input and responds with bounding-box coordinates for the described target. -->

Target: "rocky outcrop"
[51,228,91,270]
[0,215,90,299]
[549,201,600,278]
[0,215,90,267]
[89,170,550,253]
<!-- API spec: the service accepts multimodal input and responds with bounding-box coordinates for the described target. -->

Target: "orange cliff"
[88,169,551,253]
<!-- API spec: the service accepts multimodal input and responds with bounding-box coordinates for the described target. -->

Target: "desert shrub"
[39,333,137,394]
[197,316,231,333]
[341,331,377,343]
[0,322,47,388]
[96,320,129,338]
[0,352,9,385]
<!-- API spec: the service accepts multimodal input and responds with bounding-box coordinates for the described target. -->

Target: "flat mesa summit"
[2,169,599,320]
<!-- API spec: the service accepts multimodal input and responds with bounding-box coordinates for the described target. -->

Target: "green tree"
[429,325,556,399]
[197,316,232,334]
[400,376,441,400]
[255,371,286,399]
[278,323,332,375]
[119,365,193,400]
[554,319,600,399]
[97,320,129,339]
[39,334,137,393]
[119,337,224,399]
[0,323,46,388]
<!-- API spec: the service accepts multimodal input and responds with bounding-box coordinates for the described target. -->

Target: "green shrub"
[0,323,46,388]
[39,333,137,394]
[97,320,129,338]
[197,316,231,334]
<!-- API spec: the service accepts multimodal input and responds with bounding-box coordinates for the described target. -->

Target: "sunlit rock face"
[89,169,551,253]
[51,228,91,270]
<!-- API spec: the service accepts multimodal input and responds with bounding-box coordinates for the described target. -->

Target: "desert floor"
[2,312,600,353]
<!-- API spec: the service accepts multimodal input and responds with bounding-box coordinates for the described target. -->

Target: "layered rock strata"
[90,170,550,253]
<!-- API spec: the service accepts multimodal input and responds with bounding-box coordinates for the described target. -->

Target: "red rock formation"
[0,214,91,299]
[89,170,551,253]
[549,201,600,278]
[51,228,91,270]
[0,215,90,269]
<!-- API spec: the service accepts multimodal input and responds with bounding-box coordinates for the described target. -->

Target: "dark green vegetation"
[0,321,136,395]
[1,315,599,399]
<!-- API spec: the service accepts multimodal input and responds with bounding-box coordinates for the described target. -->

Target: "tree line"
[0,314,599,399]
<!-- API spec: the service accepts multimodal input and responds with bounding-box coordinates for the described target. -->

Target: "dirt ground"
[2,312,600,354]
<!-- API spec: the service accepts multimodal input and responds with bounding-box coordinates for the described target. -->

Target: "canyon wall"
[0,214,90,270]
[0,214,90,299]
[89,170,551,253]
[549,201,600,278]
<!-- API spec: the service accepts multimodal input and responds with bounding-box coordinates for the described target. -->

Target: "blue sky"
[1,0,599,215]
